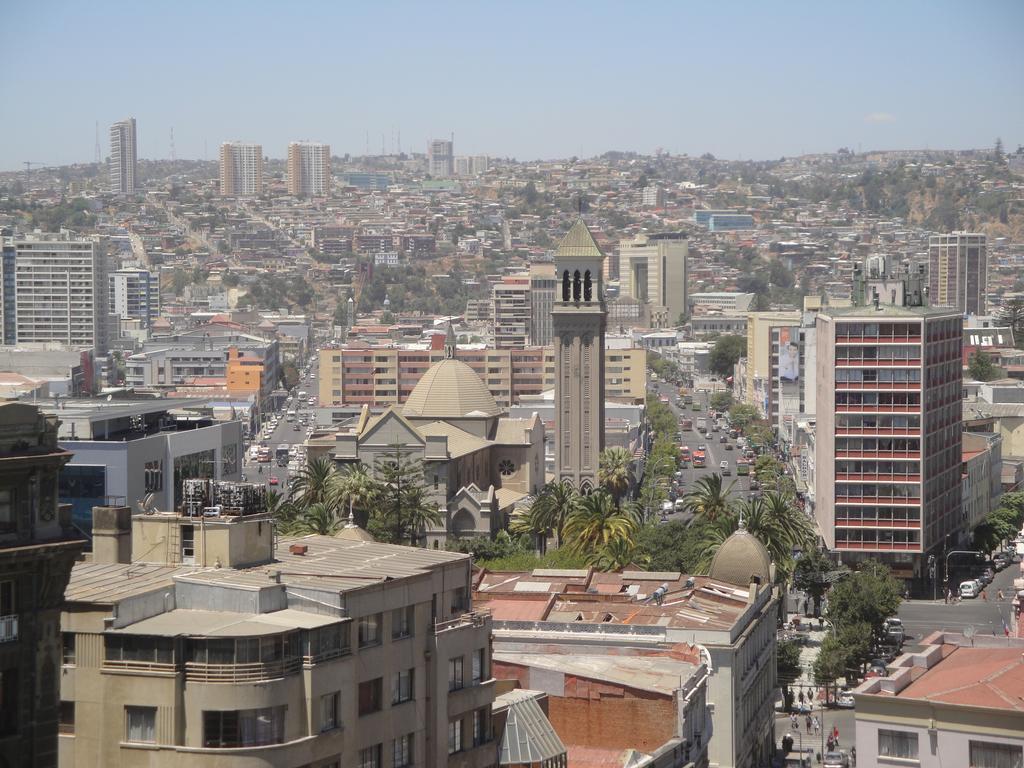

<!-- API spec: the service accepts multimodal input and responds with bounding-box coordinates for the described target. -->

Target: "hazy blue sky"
[1,0,1022,170]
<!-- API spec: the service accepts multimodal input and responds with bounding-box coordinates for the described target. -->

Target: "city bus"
[736,459,750,476]
[275,445,290,467]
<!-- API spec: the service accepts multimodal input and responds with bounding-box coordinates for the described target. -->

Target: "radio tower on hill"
[94,121,101,164]
[170,127,176,161]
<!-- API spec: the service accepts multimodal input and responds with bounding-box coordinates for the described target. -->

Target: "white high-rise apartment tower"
[219,142,264,196]
[427,139,454,178]
[109,267,160,328]
[13,234,108,351]
[109,118,137,195]
[287,142,331,196]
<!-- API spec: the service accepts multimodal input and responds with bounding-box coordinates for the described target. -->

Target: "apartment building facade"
[814,296,963,586]
[492,276,530,348]
[220,143,264,197]
[109,118,137,195]
[528,263,556,346]
[428,139,454,178]
[318,345,646,409]
[0,404,85,768]
[60,516,498,768]
[109,267,159,329]
[618,232,688,326]
[287,142,331,196]
[13,235,109,351]
[928,232,987,315]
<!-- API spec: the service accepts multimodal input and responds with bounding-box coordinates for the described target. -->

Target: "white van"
[959,580,980,599]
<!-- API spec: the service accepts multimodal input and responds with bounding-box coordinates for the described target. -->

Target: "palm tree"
[335,463,381,528]
[523,482,579,548]
[760,491,815,554]
[562,491,639,557]
[682,473,736,523]
[599,447,634,503]
[289,456,340,509]
[591,538,651,572]
[265,489,300,535]
[294,502,343,536]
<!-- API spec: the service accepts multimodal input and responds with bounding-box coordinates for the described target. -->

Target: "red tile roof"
[899,647,1024,711]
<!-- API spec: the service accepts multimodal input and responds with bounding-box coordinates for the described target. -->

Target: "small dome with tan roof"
[403,323,501,419]
[708,522,772,587]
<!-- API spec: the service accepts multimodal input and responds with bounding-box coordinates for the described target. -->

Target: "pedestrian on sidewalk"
[806,715,812,734]
[982,589,987,601]
[945,588,951,604]
[812,715,820,736]
[997,589,1004,601]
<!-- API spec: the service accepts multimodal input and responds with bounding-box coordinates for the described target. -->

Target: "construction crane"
[22,161,51,181]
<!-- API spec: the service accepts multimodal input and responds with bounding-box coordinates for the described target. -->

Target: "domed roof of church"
[708,524,772,587]
[403,358,501,419]
[336,510,375,542]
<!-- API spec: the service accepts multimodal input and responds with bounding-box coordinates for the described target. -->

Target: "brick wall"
[548,694,676,752]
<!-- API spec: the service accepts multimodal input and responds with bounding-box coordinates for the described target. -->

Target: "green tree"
[710,391,734,411]
[371,446,442,545]
[776,639,803,709]
[636,519,707,572]
[562,491,639,558]
[333,302,348,327]
[826,560,902,646]
[793,548,843,616]
[813,636,848,701]
[172,268,188,296]
[998,298,1024,348]
[968,350,1001,381]
[727,403,761,431]
[335,464,382,528]
[599,447,634,503]
[293,502,343,535]
[288,456,339,509]
[709,335,747,378]
[592,538,650,572]
[511,482,579,550]
[682,473,735,523]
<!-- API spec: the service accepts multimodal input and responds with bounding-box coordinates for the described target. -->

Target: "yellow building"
[226,346,266,399]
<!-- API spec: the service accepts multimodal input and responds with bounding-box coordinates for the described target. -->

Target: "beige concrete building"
[553,219,606,491]
[618,232,688,327]
[928,232,987,315]
[743,311,801,410]
[491,276,530,349]
[287,142,331,197]
[61,505,499,768]
[317,345,646,409]
[220,142,263,197]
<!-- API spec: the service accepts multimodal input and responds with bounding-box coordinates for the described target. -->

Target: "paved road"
[897,560,1021,645]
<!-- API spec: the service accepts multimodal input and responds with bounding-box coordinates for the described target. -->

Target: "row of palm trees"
[268,456,440,543]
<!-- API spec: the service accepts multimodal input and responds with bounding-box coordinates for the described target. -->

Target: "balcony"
[834,473,921,483]
[102,659,177,675]
[836,359,921,367]
[834,451,920,460]
[835,518,921,529]
[835,540,922,552]
[835,405,920,413]
[185,657,302,683]
[0,614,17,643]
[835,336,921,344]
[835,381,920,391]
[834,495,920,506]
[835,427,919,436]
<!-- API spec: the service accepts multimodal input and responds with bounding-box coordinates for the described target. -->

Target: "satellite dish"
[136,493,157,514]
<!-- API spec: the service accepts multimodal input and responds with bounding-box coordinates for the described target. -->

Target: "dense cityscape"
[2,4,1023,768]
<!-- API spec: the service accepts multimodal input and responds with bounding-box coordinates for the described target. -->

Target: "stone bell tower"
[552,218,606,491]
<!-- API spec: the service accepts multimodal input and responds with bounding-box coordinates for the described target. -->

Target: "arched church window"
[583,270,592,302]
[498,459,516,477]
[572,270,581,302]
[562,271,571,301]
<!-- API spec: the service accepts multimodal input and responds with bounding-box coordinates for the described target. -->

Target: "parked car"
[725,442,734,450]
[994,553,1009,570]
[836,690,855,709]
[883,617,905,644]
[268,476,280,486]
[823,751,851,768]
[720,434,728,443]
[720,461,731,476]
[868,659,888,677]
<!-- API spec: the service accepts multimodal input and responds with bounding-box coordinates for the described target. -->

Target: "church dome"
[403,359,501,419]
[708,524,772,587]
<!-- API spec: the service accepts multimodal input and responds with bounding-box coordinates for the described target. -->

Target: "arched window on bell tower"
[562,270,571,302]
[572,270,581,302]
[583,270,592,302]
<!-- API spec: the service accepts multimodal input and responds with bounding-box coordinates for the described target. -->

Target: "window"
[449,657,464,691]
[59,701,75,735]
[473,707,489,746]
[969,741,1023,768]
[125,706,156,743]
[0,580,14,617]
[358,678,383,716]
[0,668,18,736]
[359,744,381,768]
[448,718,463,754]
[392,668,414,704]
[878,729,918,760]
[393,733,413,768]
[392,606,414,639]
[0,489,13,532]
[202,706,285,748]
[498,459,515,476]
[144,460,163,493]
[106,635,174,665]
[472,648,486,683]
[358,613,381,647]
[450,586,468,614]
[319,692,339,732]
[62,633,75,665]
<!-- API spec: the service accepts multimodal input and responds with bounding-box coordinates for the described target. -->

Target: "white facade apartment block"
[428,139,454,178]
[287,141,331,196]
[109,118,137,195]
[109,268,159,328]
[219,142,264,196]
[14,237,105,349]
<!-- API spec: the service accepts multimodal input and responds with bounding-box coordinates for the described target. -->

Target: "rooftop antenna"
[170,127,176,161]
[94,121,101,164]
[397,127,401,154]
[365,130,370,156]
